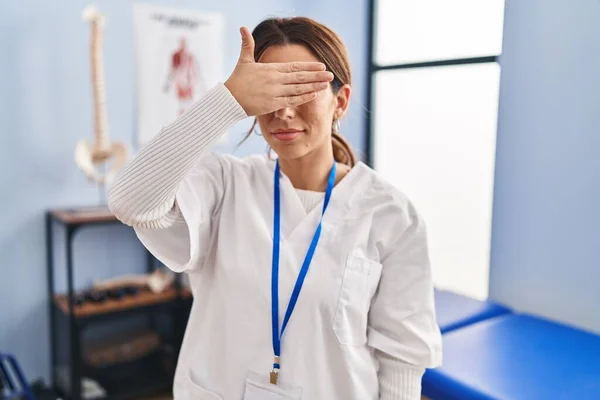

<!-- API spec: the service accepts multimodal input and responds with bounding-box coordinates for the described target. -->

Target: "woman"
[109,17,442,400]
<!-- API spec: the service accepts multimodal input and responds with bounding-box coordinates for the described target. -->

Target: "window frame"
[364,0,502,166]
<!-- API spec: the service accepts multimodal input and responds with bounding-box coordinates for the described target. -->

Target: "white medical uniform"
[108,83,442,400]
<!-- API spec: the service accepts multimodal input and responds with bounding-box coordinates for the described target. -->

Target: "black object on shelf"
[46,206,192,400]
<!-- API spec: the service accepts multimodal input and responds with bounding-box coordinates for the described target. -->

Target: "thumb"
[238,26,255,64]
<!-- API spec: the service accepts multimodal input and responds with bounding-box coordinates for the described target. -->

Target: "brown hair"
[241,17,357,167]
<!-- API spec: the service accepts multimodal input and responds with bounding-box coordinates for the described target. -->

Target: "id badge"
[242,371,302,400]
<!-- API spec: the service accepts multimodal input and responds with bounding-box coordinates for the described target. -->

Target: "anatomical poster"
[133,3,224,149]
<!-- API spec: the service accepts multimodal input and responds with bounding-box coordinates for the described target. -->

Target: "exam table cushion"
[422,314,600,400]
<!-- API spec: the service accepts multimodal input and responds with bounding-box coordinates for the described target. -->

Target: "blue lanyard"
[270,160,337,383]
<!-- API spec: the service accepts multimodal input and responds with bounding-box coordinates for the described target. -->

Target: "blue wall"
[489,0,600,333]
[0,0,368,382]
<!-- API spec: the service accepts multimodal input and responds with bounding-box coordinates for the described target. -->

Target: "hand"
[224,26,334,116]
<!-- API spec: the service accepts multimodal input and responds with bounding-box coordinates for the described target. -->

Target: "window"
[367,1,505,299]
[375,0,505,65]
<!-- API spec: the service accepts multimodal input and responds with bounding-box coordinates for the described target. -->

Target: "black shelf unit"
[46,206,192,400]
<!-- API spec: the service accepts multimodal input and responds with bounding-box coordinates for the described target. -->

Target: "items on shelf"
[73,285,139,307]
[67,268,176,309]
[81,378,106,400]
[83,329,161,368]
[56,369,107,400]
[54,285,191,319]
[93,268,175,294]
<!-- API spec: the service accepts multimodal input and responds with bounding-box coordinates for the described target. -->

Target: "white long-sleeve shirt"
[108,83,442,400]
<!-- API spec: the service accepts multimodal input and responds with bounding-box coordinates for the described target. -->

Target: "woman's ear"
[334,84,351,119]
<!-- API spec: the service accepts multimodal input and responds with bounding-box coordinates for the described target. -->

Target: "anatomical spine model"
[75,5,129,185]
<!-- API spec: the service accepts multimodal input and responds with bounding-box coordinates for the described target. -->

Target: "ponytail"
[332,131,356,167]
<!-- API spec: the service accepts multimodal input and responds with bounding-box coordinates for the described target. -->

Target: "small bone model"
[93,269,176,294]
[75,5,129,185]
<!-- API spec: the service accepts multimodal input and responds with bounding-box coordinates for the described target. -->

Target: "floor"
[137,393,430,399]
[138,393,171,400]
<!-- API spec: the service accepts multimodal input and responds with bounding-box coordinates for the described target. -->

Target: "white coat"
[109,83,442,400]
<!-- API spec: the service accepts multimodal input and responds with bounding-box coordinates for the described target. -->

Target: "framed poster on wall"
[133,3,225,149]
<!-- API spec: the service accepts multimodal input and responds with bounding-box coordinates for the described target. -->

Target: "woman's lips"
[272,129,303,142]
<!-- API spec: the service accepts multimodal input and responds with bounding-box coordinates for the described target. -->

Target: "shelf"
[54,286,192,319]
[85,346,175,400]
[49,206,118,226]
[47,203,191,400]
[104,378,172,400]
[56,349,175,400]
[93,373,173,400]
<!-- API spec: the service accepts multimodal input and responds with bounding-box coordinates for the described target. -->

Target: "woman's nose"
[274,106,295,120]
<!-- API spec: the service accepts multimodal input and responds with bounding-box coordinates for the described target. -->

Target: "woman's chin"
[271,144,311,161]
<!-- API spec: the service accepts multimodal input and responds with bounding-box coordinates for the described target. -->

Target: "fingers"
[238,26,255,63]
[277,92,319,108]
[280,70,334,85]
[271,70,333,109]
[277,82,329,97]
[274,62,327,73]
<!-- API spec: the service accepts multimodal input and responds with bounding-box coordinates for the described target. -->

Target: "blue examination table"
[434,289,511,333]
[422,314,600,399]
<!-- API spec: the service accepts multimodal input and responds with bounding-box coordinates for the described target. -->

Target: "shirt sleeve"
[367,202,443,369]
[377,350,425,400]
[107,83,247,272]
[133,153,230,273]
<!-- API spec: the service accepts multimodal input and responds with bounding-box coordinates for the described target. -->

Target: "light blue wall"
[489,0,600,333]
[0,0,368,383]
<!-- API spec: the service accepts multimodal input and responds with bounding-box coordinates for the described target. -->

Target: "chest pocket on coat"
[332,253,382,346]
